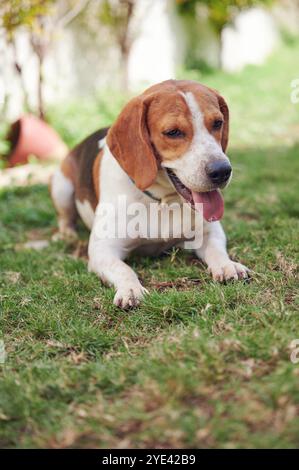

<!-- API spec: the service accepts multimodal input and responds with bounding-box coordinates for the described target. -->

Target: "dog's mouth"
[166,168,224,222]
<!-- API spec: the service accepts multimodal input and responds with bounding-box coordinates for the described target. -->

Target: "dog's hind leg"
[50,164,78,241]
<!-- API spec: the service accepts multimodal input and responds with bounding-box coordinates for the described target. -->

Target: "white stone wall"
[273,0,299,36]
[221,8,279,72]
[127,0,179,89]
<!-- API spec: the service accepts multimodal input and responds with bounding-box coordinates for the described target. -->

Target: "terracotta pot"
[7,114,68,167]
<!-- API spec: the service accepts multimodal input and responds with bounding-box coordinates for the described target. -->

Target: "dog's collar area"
[129,177,162,202]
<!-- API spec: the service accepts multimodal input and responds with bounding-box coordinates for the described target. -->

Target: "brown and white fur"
[50,80,249,309]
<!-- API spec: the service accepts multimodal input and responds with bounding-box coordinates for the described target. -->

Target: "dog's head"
[106,79,231,222]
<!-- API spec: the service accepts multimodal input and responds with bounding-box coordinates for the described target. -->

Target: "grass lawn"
[0,41,299,449]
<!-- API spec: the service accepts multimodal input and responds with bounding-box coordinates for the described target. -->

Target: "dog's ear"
[106,95,158,190]
[216,93,229,153]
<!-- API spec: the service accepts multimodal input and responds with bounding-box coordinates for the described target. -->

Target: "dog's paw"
[209,260,249,282]
[113,284,148,309]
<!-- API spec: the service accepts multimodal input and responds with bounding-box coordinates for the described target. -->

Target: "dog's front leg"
[195,221,249,281]
[88,230,148,309]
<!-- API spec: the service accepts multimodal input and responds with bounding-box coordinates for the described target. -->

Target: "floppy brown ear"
[106,96,158,190]
[217,94,229,153]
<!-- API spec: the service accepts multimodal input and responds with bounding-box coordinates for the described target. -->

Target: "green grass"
[0,41,299,448]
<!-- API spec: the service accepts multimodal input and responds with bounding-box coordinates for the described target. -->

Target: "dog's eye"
[163,128,185,138]
[213,120,223,130]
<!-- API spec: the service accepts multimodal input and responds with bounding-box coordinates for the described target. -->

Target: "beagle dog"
[50,80,249,308]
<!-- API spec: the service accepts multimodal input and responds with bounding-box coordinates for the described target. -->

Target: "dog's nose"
[206,160,232,185]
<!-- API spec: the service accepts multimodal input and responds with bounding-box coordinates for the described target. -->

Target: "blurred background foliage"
[0,0,298,148]
[46,39,299,150]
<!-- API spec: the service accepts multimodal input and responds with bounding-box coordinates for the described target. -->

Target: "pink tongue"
[191,189,224,222]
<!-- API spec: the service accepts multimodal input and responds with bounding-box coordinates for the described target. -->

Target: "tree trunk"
[212,21,226,69]
[37,53,45,121]
[118,0,135,91]
[120,46,130,91]
[11,39,31,112]
[217,28,223,69]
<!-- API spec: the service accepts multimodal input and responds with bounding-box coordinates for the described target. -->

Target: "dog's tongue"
[191,189,224,222]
